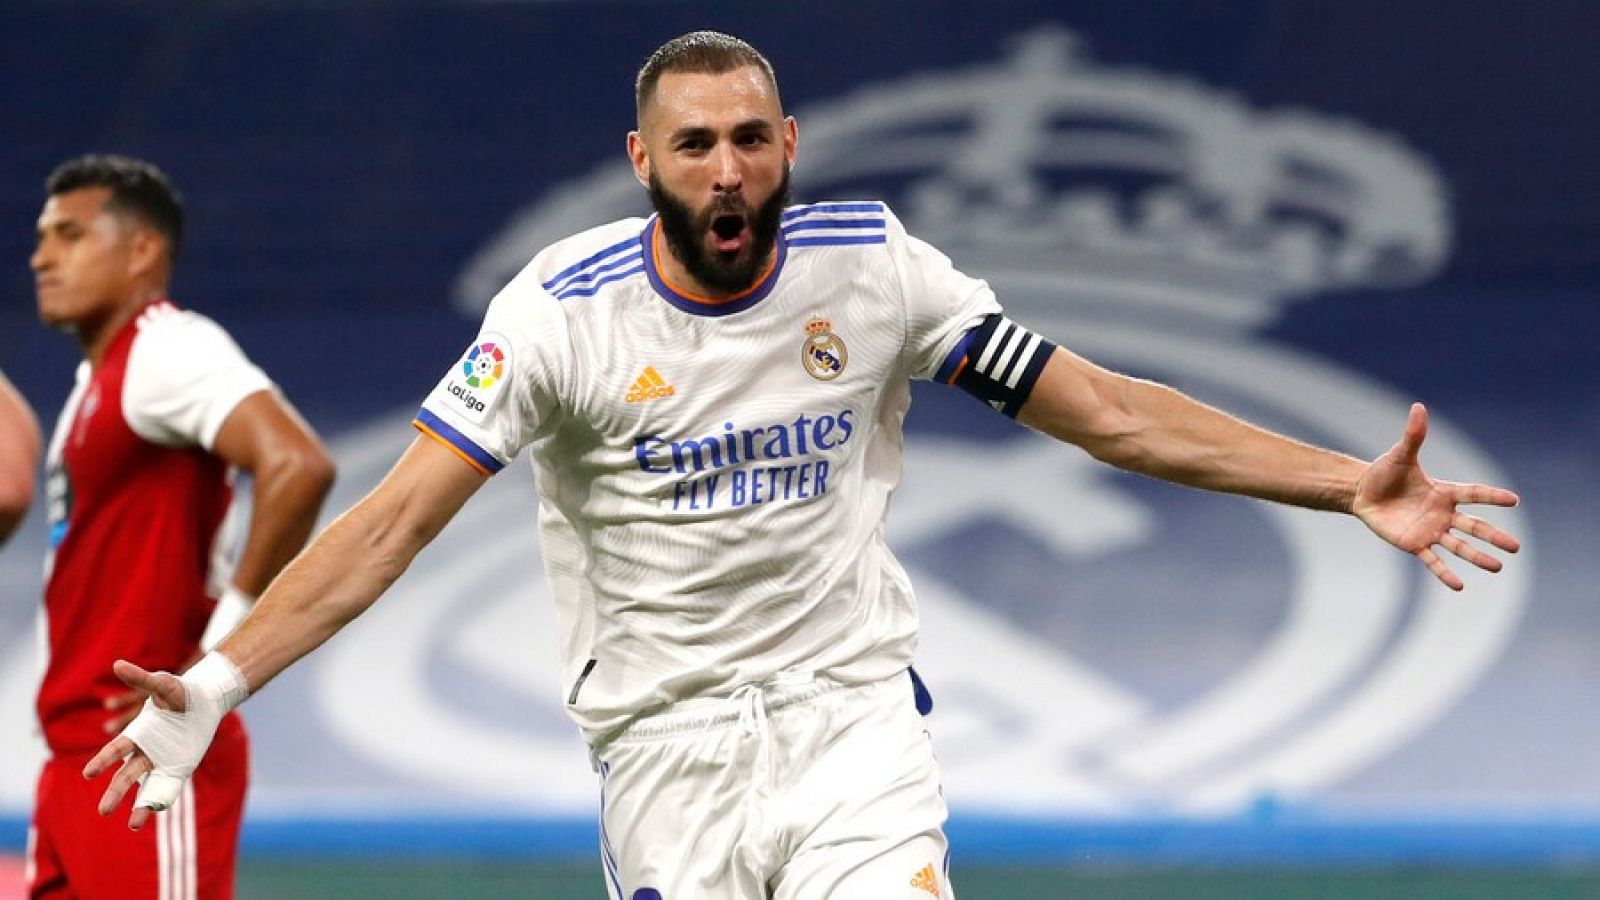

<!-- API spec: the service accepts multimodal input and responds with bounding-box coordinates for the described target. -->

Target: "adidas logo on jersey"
[625,366,676,403]
[910,863,941,897]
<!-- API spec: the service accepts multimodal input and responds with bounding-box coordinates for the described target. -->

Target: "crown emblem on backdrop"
[803,316,833,335]
[792,28,1452,325]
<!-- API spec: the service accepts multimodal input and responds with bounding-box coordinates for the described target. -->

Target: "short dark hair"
[636,31,780,122]
[46,154,184,261]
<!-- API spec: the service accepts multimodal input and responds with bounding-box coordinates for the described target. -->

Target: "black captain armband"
[933,315,1057,418]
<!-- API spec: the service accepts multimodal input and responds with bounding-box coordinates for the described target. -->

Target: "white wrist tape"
[200,585,255,652]
[122,652,250,812]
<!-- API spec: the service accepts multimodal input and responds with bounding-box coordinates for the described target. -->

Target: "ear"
[627,131,652,190]
[125,226,168,282]
[783,116,799,171]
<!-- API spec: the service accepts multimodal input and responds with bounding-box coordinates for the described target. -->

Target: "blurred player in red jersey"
[0,369,41,546]
[26,155,335,900]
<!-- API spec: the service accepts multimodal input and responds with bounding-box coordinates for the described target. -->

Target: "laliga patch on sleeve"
[444,332,513,425]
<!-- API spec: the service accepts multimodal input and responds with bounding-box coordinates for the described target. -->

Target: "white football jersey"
[417,201,1001,744]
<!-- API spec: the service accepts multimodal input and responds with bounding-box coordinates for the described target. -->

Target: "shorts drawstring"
[731,682,774,796]
[732,683,768,736]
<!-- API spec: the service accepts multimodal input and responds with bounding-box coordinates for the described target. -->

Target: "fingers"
[1450,481,1521,511]
[1421,511,1519,586]
[149,673,189,713]
[112,659,188,713]
[1440,533,1502,573]
[84,735,136,779]
[129,805,153,832]
[1453,512,1521,554]
[1415,547,1464,592]
[135,771,187,815]
[85,736,158,827]
[96,752,151,818]
[1396,402,1428,464]
[90,752,173,831]
[110,660,159,693]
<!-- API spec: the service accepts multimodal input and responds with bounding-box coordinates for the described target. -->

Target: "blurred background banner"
[1,0,1595,865]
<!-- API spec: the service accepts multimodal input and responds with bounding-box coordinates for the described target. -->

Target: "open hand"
[1352,403,1521,590]
[102,650,203,736]
[83,660,188,831]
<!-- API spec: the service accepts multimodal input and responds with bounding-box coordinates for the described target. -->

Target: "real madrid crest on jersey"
[801,316,847,381]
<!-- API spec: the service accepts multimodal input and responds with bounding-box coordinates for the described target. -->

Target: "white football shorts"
[592,669,954,900]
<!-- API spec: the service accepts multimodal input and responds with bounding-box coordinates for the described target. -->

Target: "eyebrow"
[668,118,775,144]
[36,218,82,236]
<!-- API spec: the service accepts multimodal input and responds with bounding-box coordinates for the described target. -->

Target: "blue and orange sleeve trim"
[934,329,979,384]
[413,408,505,475]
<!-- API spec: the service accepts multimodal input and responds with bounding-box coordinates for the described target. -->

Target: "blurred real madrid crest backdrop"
[2,0,1597,879]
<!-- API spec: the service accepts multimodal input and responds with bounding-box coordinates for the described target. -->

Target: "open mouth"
[710,213,747,251]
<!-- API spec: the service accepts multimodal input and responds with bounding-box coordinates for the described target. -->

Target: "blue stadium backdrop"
[1,0,1596,870]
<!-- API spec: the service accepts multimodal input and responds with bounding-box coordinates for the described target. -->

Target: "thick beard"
[649,166,790,296]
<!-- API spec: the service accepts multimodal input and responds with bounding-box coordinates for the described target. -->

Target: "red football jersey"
[38,299,269,756]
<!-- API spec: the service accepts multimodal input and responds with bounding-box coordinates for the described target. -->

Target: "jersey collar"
[641,217,787,318]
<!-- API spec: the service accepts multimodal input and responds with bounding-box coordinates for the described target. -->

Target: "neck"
[79,287,164,368]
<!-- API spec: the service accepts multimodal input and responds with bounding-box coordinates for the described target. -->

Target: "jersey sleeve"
[884,205,1004,381]
[415,266,570,474]
[122,311,274,449]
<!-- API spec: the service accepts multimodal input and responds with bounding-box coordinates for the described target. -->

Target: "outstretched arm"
[85,435,489,828]
[216,433,485,690]
[1017,348,1519,588]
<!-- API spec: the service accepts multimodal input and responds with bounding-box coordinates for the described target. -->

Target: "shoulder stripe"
[542,235,642,293]
[782,217,886,235]
[554,260,646,299]
[549,250,643,297]
[781,202,889,249]
[782,201,886,221]
[787,234,888,248]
